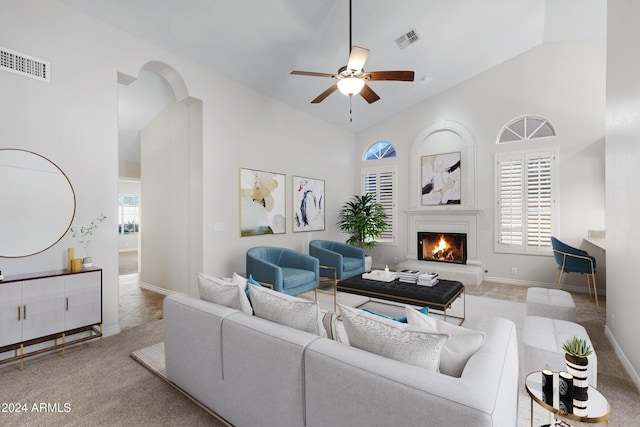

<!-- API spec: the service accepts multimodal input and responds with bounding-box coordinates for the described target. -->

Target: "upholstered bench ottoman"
[522,315,597,387]
[526,287,576,322]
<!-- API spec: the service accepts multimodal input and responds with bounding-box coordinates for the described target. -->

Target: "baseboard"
[102,324,121,338]
[605,325,640,394]
[139,281,177,296]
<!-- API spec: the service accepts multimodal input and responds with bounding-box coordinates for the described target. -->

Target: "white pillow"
[338,304,448,371]
[230,272,253,314]
[321,311,349,344]
[248,285,326,337]
[197,272,252,314]
[405,306,485,377]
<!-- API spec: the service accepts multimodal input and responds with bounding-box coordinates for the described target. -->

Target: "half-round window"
[364,141,396,160]
[497,115,555,144]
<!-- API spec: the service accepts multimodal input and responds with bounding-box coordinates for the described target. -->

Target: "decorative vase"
[83,257,93,268]
[566,354,589,416]
[541,369,553,404]
[365,255,372,272]
[558,371,574,414]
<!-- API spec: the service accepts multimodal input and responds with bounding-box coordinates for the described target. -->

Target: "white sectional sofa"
[163,293,519,427]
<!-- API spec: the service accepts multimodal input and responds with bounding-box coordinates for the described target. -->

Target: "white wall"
[356,39,606,290]
[0,0,354,336]
[605,0,640,392]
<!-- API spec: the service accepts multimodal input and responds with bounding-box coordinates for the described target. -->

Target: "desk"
[585,230,606,251]
[525,371,610,426]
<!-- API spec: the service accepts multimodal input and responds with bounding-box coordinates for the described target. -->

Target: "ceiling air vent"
[1,47,50,83]
[395,28,420,50]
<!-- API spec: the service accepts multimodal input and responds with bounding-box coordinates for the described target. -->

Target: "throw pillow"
[248,285,326,337]
[405,306,485,377]
[338,304,448,371]
[197,272,252,314]
[231,272,253,314]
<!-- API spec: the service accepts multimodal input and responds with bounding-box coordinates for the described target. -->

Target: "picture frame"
[421,152,461,205]
[292,175,325,232]
[239,168,286,236]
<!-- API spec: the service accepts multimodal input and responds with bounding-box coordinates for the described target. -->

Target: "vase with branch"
[70,213,106,267]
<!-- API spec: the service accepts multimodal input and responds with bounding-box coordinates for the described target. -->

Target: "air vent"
[1,47,50,82]
[395,29,420,50]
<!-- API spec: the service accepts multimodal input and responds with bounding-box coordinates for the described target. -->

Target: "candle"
[67,248,74,271]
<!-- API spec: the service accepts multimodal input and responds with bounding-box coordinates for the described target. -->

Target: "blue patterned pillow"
[362,306,428,323]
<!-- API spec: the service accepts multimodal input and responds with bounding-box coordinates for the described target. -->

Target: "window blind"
[363,167,396,242]
[495,150,556,254]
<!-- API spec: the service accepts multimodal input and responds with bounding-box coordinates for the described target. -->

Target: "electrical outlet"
[511,267,517,275]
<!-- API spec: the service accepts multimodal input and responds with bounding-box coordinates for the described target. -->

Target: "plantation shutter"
[362,166,396,243]
[498,157,524,247]
[495,150,556,254]
[526,155,553,248]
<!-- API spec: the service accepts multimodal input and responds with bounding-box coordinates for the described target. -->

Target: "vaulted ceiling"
[62,0,606,137]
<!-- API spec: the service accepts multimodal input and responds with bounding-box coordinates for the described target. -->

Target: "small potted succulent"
[562,336,592,403]
[562,336,593,365]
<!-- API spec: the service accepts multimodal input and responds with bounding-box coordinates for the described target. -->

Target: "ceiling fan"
[290,0,414,105]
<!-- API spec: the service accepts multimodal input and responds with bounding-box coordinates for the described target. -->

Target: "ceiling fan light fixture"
[337,77,365,96]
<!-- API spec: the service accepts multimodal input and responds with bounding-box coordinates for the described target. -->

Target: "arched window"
[497,115,555,144]
[364,141,396,160]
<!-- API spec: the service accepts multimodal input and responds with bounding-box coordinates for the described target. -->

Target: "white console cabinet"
[0,267,102,370]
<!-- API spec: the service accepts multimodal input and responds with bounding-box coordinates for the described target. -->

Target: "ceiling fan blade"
[311,84,339,103]
[360,83,380,104]
[366,70,415,82]
[290,71,337,78]
[347,45,370,73]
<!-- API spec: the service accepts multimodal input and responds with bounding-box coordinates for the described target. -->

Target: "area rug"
[132,294,539,426]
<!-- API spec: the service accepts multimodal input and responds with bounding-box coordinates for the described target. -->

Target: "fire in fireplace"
[417,232,467,265]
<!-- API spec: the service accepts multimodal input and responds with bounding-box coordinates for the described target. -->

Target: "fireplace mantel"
[404,208,482,215]
[397,207,484,285]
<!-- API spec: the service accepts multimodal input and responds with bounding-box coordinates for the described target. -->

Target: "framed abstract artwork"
[292,176,325,232]
[239,168,286,236]
[421,152,461,205]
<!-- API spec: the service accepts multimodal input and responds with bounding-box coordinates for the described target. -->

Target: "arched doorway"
[117,62,203,328]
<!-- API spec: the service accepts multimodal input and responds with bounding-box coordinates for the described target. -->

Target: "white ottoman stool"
[526,287,576,322]
[522,315,597,387]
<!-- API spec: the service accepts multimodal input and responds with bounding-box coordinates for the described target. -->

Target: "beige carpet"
[0,320,223,427]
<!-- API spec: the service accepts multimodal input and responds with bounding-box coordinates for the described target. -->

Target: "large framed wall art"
[239,168,286,236]
[421,151,461,205]
[292,176,325,232]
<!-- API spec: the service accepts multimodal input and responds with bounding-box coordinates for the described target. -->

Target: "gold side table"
[525,371,610,426]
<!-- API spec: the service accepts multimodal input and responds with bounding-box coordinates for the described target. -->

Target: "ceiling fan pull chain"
[349,96,353,122]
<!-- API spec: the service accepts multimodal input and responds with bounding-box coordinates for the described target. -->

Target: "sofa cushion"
[248,284,326,336]
[338,304,448,371]
[405,306,485,377]
[197,272,252,314]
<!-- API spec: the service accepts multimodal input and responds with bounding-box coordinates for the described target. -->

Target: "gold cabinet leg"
[61,333,66,358]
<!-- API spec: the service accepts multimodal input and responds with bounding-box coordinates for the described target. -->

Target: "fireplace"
[417,232,467,265]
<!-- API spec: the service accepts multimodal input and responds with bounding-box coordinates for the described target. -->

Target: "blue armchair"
[309,240,366,281]
[246,246,319,296]
[551,236,599,312]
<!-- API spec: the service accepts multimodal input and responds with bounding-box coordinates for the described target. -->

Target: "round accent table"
[525,371,610,426]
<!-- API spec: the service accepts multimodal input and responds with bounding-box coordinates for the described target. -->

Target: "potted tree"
[337,194,388,271]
